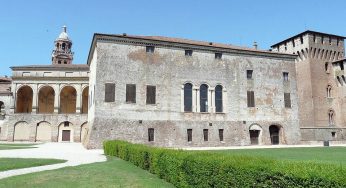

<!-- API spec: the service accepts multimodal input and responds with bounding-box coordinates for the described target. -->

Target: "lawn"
[0,158,66,172]
[210,146,346,165]
[0,157,175,188]
[0,143,38,150]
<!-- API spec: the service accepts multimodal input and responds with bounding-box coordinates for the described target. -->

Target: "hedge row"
[104,140,346,187]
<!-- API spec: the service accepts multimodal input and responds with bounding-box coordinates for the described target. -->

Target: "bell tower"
[52,26,74,65]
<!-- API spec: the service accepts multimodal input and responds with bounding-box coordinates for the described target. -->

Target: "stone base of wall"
[86,117,301,149]
[300,127,346,141]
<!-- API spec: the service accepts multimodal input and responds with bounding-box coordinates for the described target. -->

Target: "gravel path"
[0,142,106,179]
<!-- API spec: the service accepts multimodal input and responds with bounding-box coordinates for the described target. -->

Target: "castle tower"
[52,26,74,65]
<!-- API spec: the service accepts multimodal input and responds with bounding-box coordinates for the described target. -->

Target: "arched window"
[38,86,55,114]
[325,62,329,72]
[328,110,335,126]
[62,43,66,50]
[16,86,33,113]
[326,85,332,98]
[200,84,208,112]
[215,85,223,112]
[82,87,89,114]
[184,83,192,112]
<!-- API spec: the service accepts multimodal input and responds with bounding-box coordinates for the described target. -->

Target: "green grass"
[0,143,38,150]
[210,146,346,165]
[0,157,175,188]
[0,158,66,172]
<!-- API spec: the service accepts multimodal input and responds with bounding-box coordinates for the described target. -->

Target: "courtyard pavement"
[0,142,106,179]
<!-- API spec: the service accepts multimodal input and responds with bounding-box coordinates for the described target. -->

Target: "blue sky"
[0,0,345,76]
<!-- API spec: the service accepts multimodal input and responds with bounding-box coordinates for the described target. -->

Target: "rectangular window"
[187,129,192,142]
[219,129,224,141]
[247,70,253,79]
[126,84,136,103]
[283,72,289,81]
[146,85,156,104]
[148,128,154,142]
[203,129,208,141]
[284,93,291,108]
[300,36,303,44]
[321,36,324,44]
[185,50,193,56]
[313,34,316,43]
[215,53,222,59]
[247,91,255,107]
[105,83,115,102]
[340,62,344,70]
[146,46,155,53]
[329,37,332,45]
[64,121,69,127]
[292,40,295,47]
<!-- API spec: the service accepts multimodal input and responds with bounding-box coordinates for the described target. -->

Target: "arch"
[35,121,51,142]
[13,121,30,141]
[58,121,74,142]
[215,85,223,113]
[200,84,208,112]
[80,122,88,143]
[249,124,262,145]
[16,86,33,113]
[60,86,76,114]
[326,85,332,98]
[38,86,55,114]
[328,109,335,126]
[269,125,281,145]
[62,43,66,50]
[82,86,89,114]
[184,83,193,112]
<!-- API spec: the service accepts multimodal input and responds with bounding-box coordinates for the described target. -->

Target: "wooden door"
[62,130,70,141]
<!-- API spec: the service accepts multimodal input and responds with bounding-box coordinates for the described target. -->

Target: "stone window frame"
[146,85,156,105]
[284,93,291,108]
[148,128,154,142]
[126,84,136,103]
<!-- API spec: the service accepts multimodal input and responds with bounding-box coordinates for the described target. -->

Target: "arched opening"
[16,86,33,113]
[215,85,223,112]
[62,43,66,50]
[13,121,30,141]
[269,125,280,145]
[60,86,76,114]
[82,87,89,114]
[38,86,55,114]
[58,121,73,142]
[249,124,262,145]
[80,122,88,143]
[326,85,332,98]
[200,84,208,112]
[184,83,192,112]
[328,110,335,126]
[35,121,51,142]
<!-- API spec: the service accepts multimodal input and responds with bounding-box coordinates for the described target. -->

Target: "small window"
[328,110,334,126]
[292,40,295,47]
[300,36,303,44]
[64,121,69,127]
[215,53,222,59]
[187,129,192,142]
[203,129,208,141]
[58,61,61,64]
[327,85,332,98]
[148,128,154,142]
[185,50,193,56]
[284,93,291,108]
[105,83,115,102]
[146,85,156,104]
[325,62,329,72]
[247,70,253,80]
[64,61,67,64]
[331,132,336,138]
[313,34,316,43]
[283,72,289,81]
[329,37,332,45]
[146,46,155,53]
[321,36,324,44]
[126,84,136,103]
[340,62,344,70]
[247,91,255,107]
[219,129,224,141]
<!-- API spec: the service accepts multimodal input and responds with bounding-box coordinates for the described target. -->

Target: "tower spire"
[51,25,74,65]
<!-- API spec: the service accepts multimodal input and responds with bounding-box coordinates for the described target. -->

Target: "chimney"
[253,41,258,50]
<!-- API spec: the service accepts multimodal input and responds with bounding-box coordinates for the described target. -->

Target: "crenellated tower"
[52,26,74,65]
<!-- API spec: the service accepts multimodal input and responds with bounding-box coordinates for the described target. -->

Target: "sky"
[0,0,345,76]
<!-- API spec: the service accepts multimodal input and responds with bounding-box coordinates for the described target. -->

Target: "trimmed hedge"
[104,140,346,187]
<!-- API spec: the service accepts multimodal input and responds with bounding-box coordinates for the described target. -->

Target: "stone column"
[194,86,199,112]
[209,88,214,113]
[76,84,82,114]
[32,84,38,113]
[54,84,60,113]
[180,85,184,112]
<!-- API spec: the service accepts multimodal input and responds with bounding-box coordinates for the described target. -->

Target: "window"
[215,85,223,113]
[219,129,224,141]
[247,70,253,79]
[200,84,208,112]
[340,62,344,70]
[328,110,334,126]
[146,46,155,53]
[332,132,336,138]
[64,61,67,64]
[148,128,154,142]
[203,129,208,141]
[325,62,329,72]
[283,72,289,81]
[64,121,69,127]
[337,38,340,46]
[105,83,115,102]
[215,53,222,59]
[284,93,291,108]
[292,40,295,47]
[284,43,287,51]
[146,86,156,104]
[313,34,316,43]
[184,83,193,112]
[321,36,324,44]
[58,60,61,64]
[185,50,193,56]
[247,91,255,107]
[126,84,136,103]
[327,85,332,98]
[300,36,303,44]
[187,129,192,142]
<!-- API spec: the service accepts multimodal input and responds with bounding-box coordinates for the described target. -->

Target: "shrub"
[103,140,346,187]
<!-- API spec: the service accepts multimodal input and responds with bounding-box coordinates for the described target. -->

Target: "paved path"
[0,143,106,179]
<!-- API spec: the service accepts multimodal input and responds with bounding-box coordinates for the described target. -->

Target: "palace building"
[0,27,345,149]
